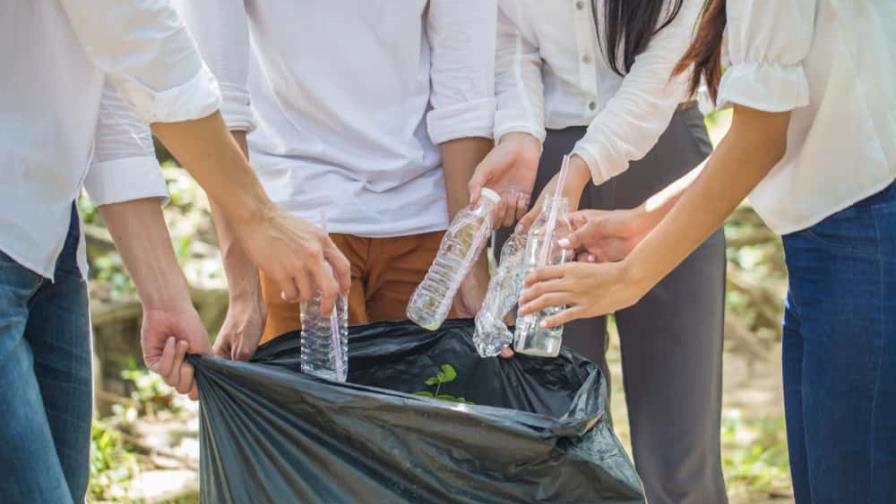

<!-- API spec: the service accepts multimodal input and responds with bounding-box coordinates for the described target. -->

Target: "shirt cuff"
[493,121,546,145]
[84,157,170,207]
[571,140,624,186]
[220,83,256,132]
[718,62,810,112]
[427,98,496,145]
[116,63,223,124]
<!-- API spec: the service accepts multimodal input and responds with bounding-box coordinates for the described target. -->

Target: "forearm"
[151,112,274,230]
[625,107,790,290]
[209,131,261,301]
[441,137,494,217]
[99,198,193,310]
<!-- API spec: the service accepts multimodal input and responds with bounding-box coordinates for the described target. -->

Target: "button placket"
[573,0,599,118]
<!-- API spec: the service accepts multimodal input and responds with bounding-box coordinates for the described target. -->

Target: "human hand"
[213,290,267,361]
[468,133,542,227]
[559,205,657,263]
[516,155,591,233]
[517,260,651,329]
[454,257,490,318]
[141,304,212,400]
[235,208,350,315]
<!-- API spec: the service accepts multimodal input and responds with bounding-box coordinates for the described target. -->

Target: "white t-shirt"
[719,0,896,234]
[176,0,498,237]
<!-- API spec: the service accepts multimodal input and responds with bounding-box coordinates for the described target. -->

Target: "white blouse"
[719,0,896,234]
[494,0,703,184]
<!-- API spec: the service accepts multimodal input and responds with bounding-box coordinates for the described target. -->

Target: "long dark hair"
[598,0,685,76]
[672,0,727,102]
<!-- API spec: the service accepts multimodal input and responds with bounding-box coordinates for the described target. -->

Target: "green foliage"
[722,413,792,497]
[113,359,181,424]
[414,364,475,405]
[89,421,138,502]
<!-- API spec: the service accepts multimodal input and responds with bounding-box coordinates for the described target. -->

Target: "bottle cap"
[479,188,501,205]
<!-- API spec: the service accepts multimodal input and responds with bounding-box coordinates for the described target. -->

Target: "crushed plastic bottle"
[407,188,501,331]
[300,209,349,382]
[473,232,527,357]
[300,292,348,381]
[513,196,573,357]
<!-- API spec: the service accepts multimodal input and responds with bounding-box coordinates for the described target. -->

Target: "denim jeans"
[782,183,896,504]
[0,205,92,503]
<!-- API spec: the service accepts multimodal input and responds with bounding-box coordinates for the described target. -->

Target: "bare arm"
[150,113,350,313]
[207,131,267,360]
[100,198,210,398]
[519,105,791,325]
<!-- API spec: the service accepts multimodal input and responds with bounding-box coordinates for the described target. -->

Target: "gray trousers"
[500,105,728,504]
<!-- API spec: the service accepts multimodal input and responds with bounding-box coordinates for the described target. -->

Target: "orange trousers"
[260,231,455,343]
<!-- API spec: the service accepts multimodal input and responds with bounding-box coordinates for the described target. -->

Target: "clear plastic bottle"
[473,232,527,357]
[407,188,501,330]
[300,209,349,382]
[300,291,348,381]
[513,196,573,357]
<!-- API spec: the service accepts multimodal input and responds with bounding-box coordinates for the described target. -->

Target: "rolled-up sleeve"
[85,81,169,207]
[493,3,546,143]
[425,0,498,145]
[571,0,702,185]
[174,0,256,131]
[60,0,221,124]
[717,0,815,112]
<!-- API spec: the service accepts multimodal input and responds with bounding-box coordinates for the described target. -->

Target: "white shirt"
[0,0,221,278]
[494,0,703,184]
[175,0,497,237]
[719,0,896,234]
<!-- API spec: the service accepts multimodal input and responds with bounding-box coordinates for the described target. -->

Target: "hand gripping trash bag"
[191,320,644,503]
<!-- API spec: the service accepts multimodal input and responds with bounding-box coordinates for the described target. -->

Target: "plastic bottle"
[300,210,349,382]
[473,232,527,357]
[407,188,501,330]
[513,196,573,357]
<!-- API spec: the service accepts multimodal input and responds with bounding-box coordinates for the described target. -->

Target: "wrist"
[500,131,541,150]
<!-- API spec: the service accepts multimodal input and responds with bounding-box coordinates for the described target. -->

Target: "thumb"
[468,164,491,205]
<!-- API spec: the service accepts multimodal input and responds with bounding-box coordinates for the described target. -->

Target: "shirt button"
[582,54,593,65]
[588,101,597,111]
[575,0,585,9]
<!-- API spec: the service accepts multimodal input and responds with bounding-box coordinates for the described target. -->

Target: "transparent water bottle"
[407,188,501,330]
[513,196,573,357]
[300,210,349,382]
[473,232,527,357]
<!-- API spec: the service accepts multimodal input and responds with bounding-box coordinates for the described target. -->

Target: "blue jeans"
[782,183,896,504]
[0,205,92,503]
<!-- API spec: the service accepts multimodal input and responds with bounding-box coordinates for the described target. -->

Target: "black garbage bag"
[191,319,644,504]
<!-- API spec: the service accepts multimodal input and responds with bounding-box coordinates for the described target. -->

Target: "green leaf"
[414,391,434,398]
[424,377,439,386]
[438,364,457,383]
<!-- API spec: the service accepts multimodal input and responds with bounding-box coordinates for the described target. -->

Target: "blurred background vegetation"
[84,109,792,503]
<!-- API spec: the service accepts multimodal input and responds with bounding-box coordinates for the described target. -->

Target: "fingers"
[499,346,515,359]
[311,263,338,315]
[523,264,568,287]
[540,307,585,329]
[175,361,194,395]
[278,275,300,303]
[324,241,351,295]
[149,336,177,377]
[516,206,539,234]
[518,292,571,317]
[468,157,494,205]
[212,337,229,358]
[188,384,199,401]
[513,191,530,222]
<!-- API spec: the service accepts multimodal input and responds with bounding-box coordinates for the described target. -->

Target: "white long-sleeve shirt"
[0,0,221,278]
[494,0,702,185]
[719,0,895,234]
[175,0,497,237]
